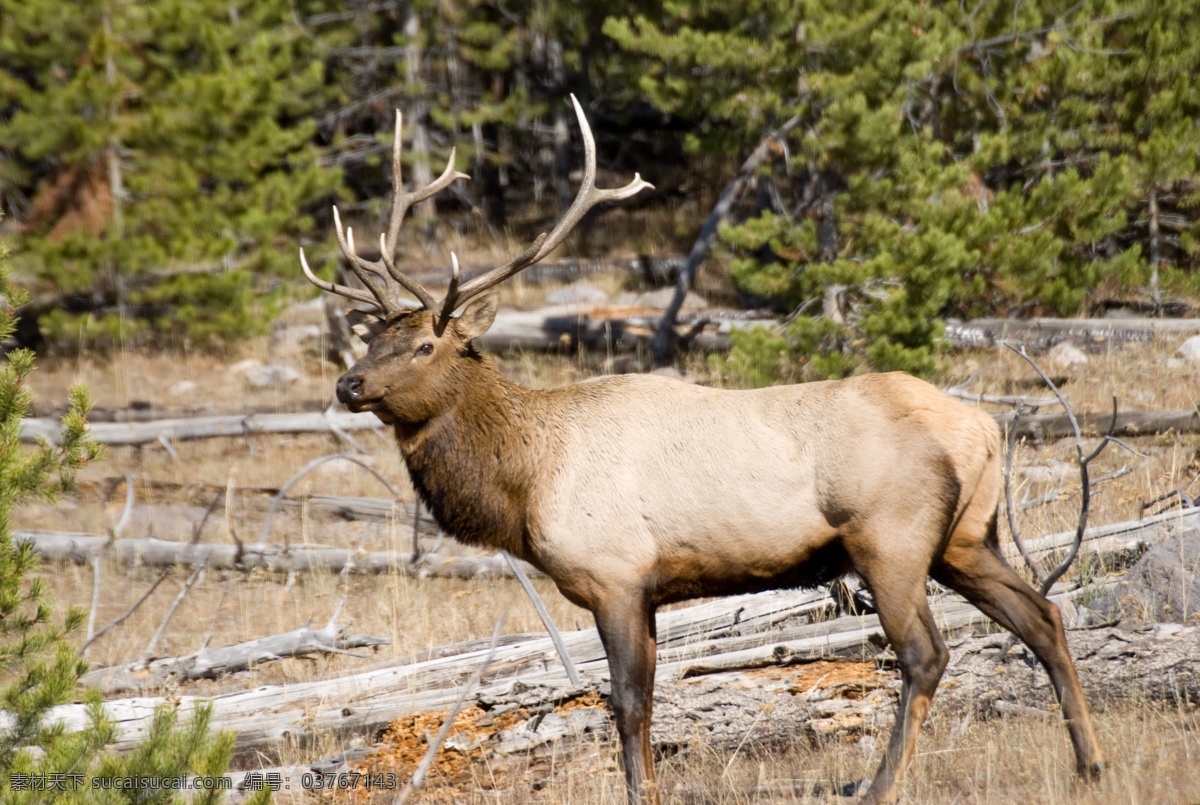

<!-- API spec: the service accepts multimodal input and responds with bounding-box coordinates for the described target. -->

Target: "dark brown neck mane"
[391,358,542,558]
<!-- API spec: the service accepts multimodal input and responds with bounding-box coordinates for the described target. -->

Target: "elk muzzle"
[336,372,369,408]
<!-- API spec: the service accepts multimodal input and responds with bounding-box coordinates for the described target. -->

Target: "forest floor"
[14,292,1200,804]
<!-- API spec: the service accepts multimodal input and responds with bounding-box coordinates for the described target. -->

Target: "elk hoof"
[1078,759,1104,782]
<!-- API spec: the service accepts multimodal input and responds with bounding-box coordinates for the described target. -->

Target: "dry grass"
[14,327,1200,801]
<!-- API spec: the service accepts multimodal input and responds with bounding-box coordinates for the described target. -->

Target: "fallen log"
[474,304,775,354]
[81,618,390,695]
[17,531,539,579]
[19,410,383,446]
[1008,505,1199,564]
[944,317,1200,351]
[996,407,1200,440]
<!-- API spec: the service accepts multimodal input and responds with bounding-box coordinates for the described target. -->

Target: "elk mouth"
[336,373,386,414]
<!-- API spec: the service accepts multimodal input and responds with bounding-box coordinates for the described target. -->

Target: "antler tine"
[331,206,395,313]
[379,232,440,311]
[447,94,652,314]
[375,109,469,311]
[439,253,462,321]
[298,248,381,308]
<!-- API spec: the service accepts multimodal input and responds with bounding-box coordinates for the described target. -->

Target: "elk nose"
[336,374,364,403]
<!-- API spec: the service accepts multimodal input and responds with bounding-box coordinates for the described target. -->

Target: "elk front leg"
[594,595,659,805]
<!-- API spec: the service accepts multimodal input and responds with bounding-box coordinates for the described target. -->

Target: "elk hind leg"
[857,573,949,805]
[594,594,659,805]
[933,532,1104,779]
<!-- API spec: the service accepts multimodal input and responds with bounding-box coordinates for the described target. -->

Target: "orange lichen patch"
[348,691,610,802]
[721,659,891,700]
[557,690,606,712]
[785,660,889,697]
[347,706,504,801]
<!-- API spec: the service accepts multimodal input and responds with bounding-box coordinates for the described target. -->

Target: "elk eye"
[416,342,434,356]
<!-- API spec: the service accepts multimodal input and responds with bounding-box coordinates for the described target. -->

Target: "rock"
[1175,335,1200,365]
[650,366,686,381]
[1016,460,1075,485]
[634,288,708,311]
[166,380,197,397]
[268,324,323,358]
[109,504,225,542]
[1090,527,1200,624]
[546,282,608,305]
[233,362,301,388]
[1047,342,1088,371]
[609,291,641,306]
[228,358,264,376]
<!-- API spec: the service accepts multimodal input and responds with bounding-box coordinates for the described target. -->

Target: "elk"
[299,97,1104,805]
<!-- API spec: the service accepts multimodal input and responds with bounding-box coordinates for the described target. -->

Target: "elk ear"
[346,309,389,343]
[455,293,499,341]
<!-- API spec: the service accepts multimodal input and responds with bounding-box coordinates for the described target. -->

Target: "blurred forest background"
[2,0,1199,379]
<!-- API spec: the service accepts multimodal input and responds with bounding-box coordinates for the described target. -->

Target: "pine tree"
[0,227,268,802]
[606,1,1200,383]
[0,0,339,348]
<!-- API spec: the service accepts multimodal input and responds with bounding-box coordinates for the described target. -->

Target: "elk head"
[300,96,652,424]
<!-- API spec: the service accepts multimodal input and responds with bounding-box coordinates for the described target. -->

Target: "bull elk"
[299,97,1104,804]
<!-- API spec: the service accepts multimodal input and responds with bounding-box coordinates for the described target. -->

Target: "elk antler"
[299,109,469,314]
[300,97,653,322]
[437,95,653,318]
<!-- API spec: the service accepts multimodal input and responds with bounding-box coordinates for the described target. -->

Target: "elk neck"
[389,356,544,559]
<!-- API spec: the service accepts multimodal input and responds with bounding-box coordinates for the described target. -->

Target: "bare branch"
[109,474,135,539]
[85,554,102,653]
[1005,345,1121,595]
[143,565,204,661]
[502,552,580,685]
[1003,404,1045,586]
[82,568,172,652]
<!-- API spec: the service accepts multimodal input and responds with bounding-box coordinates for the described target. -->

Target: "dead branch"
[1002,404,1044,587]
[82,605,391,695]
[652,116,800,367]
[18,410,385,447]
[142,565,204,661]
[85,554,101,651]
[20,530,542,580]
[502,552,579,686]
[1019,465,1133,511]
[943,388,1059,408]
[81,568,172,653]
[1006,345,1124,595]
[945,316,1200,351]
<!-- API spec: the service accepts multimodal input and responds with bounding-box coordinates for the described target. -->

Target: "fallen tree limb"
[81,613,390,695]
[19,410,384,446]
[995,407,1200,440]
[17,531,540,579]
[944,317,1200,351]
